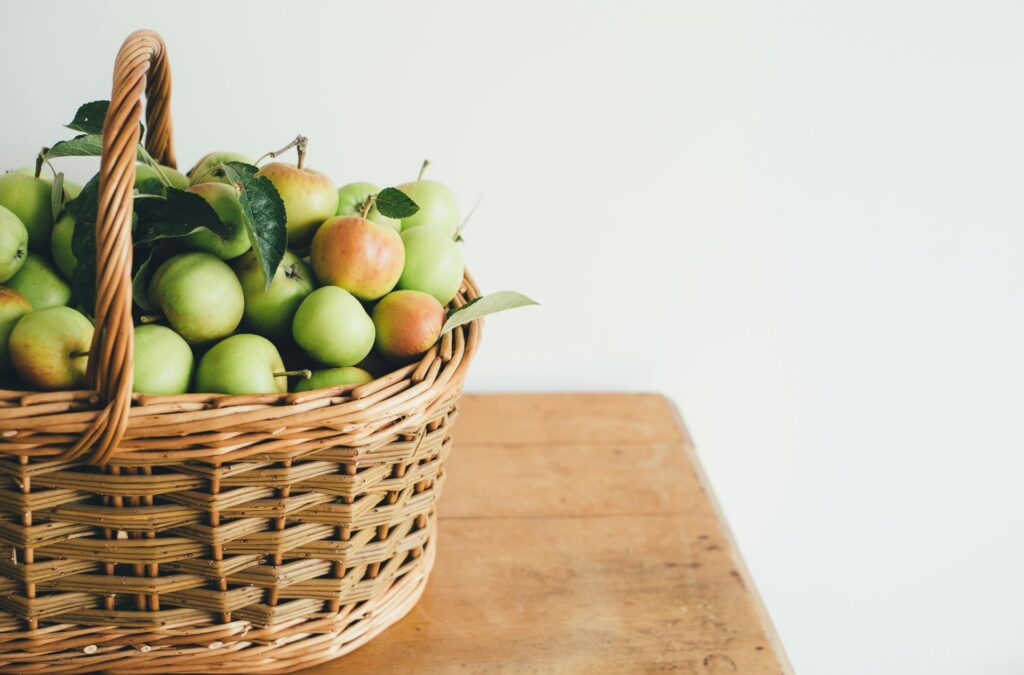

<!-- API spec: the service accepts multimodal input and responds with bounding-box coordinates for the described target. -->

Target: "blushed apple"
[310,215,404,301]
[372,290,445,362]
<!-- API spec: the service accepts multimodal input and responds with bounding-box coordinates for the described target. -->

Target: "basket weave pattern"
[0,30,479,673]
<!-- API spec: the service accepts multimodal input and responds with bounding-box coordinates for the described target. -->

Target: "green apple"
[0,171,55,252]
[9,305,93,390]
[398,226,464,305]
[148,251,244,344]
[196,333,288,395]
[234,249,314,341]
[0,287,32,375]
[0,205,28,283]
[335,182,400,231]
[50,211,77,280]
[258,162,338,248]
[188,151,253,186]
[135,162,190,193]
[293,366,373,393]
[372,290,445,362]
[133,324,193,395]
[11,167,80,199]
[292,286,374,366]
[310,215,404,301]
[182,182,252,260]
[396,179,459,237]
[7,254,73,309]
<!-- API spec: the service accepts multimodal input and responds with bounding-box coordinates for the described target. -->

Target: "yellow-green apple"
[9,305,93,390]
[398,226,464,304]
[196,333,291,395]
[7,254,73,309]
[0,205,28,283]
[396,179,459,237]
[188,151,253,186]
[234,249,313,341]
[148,252,244,344]
[0,171,54,251]
[292,286,375,366]
[372,290,445,362]
[310,215,404,301]
[12,167,80,199]
[257,162,337,248]
[335,182,400,231]
[292,366,373,393]
[133,324,193,395]
[0,287,31,375]
[182,182,252,259]
[50,211,76,280]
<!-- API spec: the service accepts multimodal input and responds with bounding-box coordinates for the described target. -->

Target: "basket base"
[0,525,436,675]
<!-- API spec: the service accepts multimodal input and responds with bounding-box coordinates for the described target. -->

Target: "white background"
[2,2,1023,673]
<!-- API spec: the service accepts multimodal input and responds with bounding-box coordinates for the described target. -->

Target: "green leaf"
[46,134,104,159]
[69,174,101,314]
[132,246,155,311]
[50,172,65,221]
[46,135,147,161]
[441,291,538,334]
[66,101,109,134]
[66,99,144,138]
[375,187,419,219]
[135,177,167,196]
[134,187,228,244]
[221,161,286,288]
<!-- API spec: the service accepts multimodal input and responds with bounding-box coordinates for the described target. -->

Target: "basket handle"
[63,30,176,465]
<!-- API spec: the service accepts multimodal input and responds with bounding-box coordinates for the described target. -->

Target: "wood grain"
[300,393,791,674]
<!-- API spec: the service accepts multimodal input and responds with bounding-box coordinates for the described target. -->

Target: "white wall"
[3,2,1023,672]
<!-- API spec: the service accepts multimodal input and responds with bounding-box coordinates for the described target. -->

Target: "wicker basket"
[0,30,479,673]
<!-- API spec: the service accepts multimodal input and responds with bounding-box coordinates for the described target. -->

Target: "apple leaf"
[66,100,110,135]
[69,174,101,314]
[66,99,144,138]
[134,187,228,244]
[131,246,155,311]
[50,172,65,221]
[375,187,419,219]
[441,291,538,334]
[221,161,286,288]
[45,134,104,159]
[135,177,167,196]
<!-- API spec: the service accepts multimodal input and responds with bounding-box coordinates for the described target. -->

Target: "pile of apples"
[0,143,467,396]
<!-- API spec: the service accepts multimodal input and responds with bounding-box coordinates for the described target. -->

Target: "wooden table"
[302,393,791,674]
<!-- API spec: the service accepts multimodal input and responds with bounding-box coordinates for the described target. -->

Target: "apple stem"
[34,150,48,179]
[274,369,312,379]
[257,135,308,168]
[139,314,163,325]
[417,159,430,181]
[296,136,308,170]
[70,351,89,359]
[359,195,376,219]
